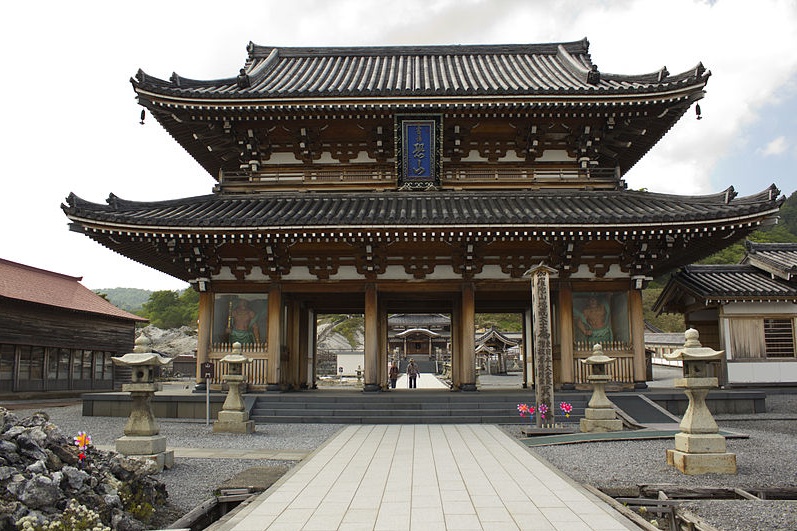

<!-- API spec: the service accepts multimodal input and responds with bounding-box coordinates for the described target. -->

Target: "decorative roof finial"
[237,68,250,89]
[587,64,600,85]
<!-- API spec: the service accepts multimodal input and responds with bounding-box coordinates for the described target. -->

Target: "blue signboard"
[396,115,442,189]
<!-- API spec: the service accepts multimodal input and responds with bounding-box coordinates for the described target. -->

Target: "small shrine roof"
[476,327,519,347]
[655,263,797,312]
[63,185,780,232]
[133,39,708,101]
[0,258,147,322]
[389,313,450,328]
[741,240,797,281]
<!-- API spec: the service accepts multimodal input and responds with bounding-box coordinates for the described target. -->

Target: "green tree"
[642,287,684,332]
[139,289,199,329]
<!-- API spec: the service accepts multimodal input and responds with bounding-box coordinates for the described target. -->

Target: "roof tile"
[0,258,147,322]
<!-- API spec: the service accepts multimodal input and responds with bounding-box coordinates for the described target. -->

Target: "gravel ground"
[8,404,344,516]
[509,393,797,531]
[10,393,797,530]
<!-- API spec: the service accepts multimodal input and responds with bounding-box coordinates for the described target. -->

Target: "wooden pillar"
[559,282,575,389]
[310,309,318,389]
[286,300,301,390]
[629,287,648,388]
[378,299,388,389]
[522,308,532,388]
[460,282,477,391]
[266,284,282,391]
[298,305,310,389]
[363,283,380,392]
[196,291,212,386]
[451,295,462,389]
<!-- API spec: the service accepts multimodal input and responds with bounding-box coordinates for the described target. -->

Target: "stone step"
[250,392,589,424]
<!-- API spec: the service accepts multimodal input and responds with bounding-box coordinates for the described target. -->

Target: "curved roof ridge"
[132,69,237,90]
[601,61,709,85]
[747,240,797,252]
[555,43,594,84]
[246,39,590,59]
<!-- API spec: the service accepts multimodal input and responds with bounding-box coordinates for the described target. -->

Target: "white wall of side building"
[720,301,797,386]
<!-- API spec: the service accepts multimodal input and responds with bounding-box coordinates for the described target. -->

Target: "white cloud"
[758,136,789,157]
[1,0,796,289]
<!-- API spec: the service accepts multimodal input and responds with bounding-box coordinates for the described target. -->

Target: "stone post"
[214,342,255,433]
[580,343,623,433]
[527,264,557,427]
[664,328,736,475]
[112,336,174,471]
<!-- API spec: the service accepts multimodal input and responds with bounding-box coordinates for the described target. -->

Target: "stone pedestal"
[213,345,255,434]
[663,329,736,475]
[580,344,622,433]
[112,339,174,472]
[115,435,175,470]
[580,375,622,433]
[665,378,737,475]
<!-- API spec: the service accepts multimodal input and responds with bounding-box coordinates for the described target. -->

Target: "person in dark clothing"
[407,359,420,389]
[389,362,399,389]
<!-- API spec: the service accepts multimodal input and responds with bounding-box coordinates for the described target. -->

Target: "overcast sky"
[2,0,796,291]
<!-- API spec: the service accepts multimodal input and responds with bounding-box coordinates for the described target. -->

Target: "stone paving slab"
[207,425,637,530]
[95,445,309,460]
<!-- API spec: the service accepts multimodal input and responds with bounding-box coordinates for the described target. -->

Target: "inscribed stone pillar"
[195,291,212,386]
[363,283,380,392]
[529,264,557,427]
[459,282,477,391]
[266,284,282,391]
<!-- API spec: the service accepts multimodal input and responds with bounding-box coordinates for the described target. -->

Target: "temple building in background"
[0,258,146,395]
[62,39,782,392]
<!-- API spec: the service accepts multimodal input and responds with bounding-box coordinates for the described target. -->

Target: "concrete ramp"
[610,393,681,425]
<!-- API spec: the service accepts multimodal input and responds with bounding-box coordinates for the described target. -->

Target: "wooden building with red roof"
[62,39,783,393]
[0,258,146,395]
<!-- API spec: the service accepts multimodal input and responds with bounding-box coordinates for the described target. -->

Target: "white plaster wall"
[722,301,797,315]
[336,353,365,376]
[727,361,797,384]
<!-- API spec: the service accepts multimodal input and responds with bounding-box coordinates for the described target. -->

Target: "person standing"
[388,362,399,389]
[407,359,420,389]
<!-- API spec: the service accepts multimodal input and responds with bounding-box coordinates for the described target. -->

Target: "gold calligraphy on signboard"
[395,115,442,189]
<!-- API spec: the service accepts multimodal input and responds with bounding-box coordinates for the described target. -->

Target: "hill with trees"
[93,287,152,313]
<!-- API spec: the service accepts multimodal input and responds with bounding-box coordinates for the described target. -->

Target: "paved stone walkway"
[208,424,635,530]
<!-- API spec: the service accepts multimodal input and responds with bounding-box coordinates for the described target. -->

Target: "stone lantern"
[213,342,255,433]
[111,336,174,470]
[664,328,736,474]
[579,343,622,433]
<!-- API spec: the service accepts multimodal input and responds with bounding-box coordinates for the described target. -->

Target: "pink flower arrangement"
[559,402,573,418]
[74,431,92,468]
[538,403,549,420]
[517,403,536,423]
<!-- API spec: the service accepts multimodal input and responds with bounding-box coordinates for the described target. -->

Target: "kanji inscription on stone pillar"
[528,264,557,427]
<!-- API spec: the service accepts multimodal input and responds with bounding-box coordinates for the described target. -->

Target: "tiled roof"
[664,264,797,302]
[742,241,797,281]
[133,39,709,101]
[0,259,147,321]
[388,314,450,327]
[476,327,519,347]
[63,185,780,231]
